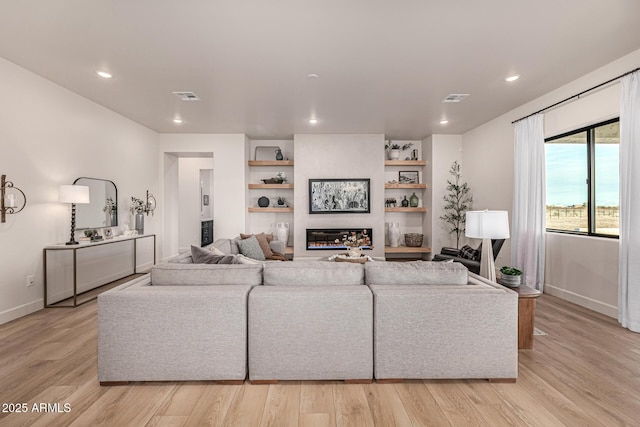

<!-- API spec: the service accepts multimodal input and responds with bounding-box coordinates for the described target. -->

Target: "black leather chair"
[432,239,505,274]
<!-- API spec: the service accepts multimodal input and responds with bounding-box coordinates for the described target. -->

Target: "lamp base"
[479,237,497,282]
[65,241,79,245]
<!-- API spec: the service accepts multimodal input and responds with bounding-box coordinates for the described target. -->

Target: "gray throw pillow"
[190,245,240,264]
[236,235,266,261]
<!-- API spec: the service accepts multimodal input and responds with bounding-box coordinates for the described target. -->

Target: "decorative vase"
[409,192,419,207]
[258,196,270,207]
[275,148,284,161]
[500,274,522,287]
[388,223,400,248]
[401,196,409,207]
[388,149,400,160]
[276,222,289,245]
[348,246,362,258]
[135,213,144,235]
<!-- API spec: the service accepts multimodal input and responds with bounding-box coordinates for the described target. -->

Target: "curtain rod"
[512,67,640,124]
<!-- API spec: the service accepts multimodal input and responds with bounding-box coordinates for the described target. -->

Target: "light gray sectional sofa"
[98,259,518,384]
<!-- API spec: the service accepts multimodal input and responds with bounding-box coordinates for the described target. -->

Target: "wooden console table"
[44,234,156,307]
[513,285,542,349]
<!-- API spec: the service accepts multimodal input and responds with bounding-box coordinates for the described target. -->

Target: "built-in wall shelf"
[248,207,294,213]
[385,207,427,213]
[248,160,294,166]
[249,183,294,189]
[384,245,431,254]
[384,183,428,189]
[385,160,427,166]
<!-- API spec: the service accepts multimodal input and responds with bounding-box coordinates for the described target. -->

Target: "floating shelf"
[248,160,294,166]
[385,160,427,166]
[248,207,294,213]
[385,207,427,213]
[384,183,428,189]
[385,245,431,254]
[248,184,294,189]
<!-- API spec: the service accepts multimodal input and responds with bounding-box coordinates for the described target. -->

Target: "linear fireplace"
[306,228,373,250]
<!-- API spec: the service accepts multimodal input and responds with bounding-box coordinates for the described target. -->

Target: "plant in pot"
[385,141,413,160]
[499,266,523,287]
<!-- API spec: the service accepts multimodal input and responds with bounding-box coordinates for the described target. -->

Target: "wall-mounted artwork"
[309,178,370,214]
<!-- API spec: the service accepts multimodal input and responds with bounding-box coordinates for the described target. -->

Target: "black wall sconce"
[1,174,27,223]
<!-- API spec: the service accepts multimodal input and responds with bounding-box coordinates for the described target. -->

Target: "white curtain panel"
[619,70,640,333]
[512,114,546,291]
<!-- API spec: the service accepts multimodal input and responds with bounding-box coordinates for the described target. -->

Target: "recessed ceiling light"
[307,73,319,79]
[309,118,318,125]
[173,118,183,124]
[505,74,520,82]
[95,70,112,79]
[442,94,469,103]
[440,119,449,125]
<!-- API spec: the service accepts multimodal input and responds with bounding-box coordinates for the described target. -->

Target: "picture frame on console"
[309,178,370,214]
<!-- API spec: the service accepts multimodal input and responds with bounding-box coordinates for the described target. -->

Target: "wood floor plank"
[0,294,639,426]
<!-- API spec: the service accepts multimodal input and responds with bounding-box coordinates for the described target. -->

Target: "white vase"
[388,223,400,248]
[276,222,289,245]
[388,149,400,160]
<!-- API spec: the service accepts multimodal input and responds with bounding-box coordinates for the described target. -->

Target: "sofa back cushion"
[151,263,263,286]
[263,261,364,286]
[365,261,468,286]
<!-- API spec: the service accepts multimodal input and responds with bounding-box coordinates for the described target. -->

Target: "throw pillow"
[191,245,240,264]
[236,254,260,264]
[236,235,266,261]
[240,232,274,258]
[209,246,226,256]
[459,245,480,261]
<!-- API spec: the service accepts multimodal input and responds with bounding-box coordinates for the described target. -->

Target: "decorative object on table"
[466,210,510,282]
[130,196,147,235]
[81,229,102,242]
[276,222,289,245]
[254,145,282,161]
[399,170,419,184]
[203,194,209,206]
[103,227,113,239]
[440,161,473,249]
[411,149,419,160]
[275,148,284,160]
[336,229,373,258]
[385,198,397,208]
[388,222,400,248]
[309,178,370,214]
[261,173,287,184]
[59,184,90,245]
[1,174,27,223]
[385,141,413,160]
[257,196,270,207]
[401,196,409,207]
[409,192,419,207]
[332,253,373,263]
[404,233,424,247]
[500,266,523,287]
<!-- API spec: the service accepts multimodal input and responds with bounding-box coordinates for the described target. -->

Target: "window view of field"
[545,121,619,236]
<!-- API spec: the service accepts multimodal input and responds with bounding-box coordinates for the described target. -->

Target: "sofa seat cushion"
[263,261,364,286]
[151,263,263,286]
[365,261,468,286]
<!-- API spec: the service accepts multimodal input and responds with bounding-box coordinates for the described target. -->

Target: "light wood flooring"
[1,293,639,426]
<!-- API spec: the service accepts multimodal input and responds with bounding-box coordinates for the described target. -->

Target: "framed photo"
[399,171,419,184]
[309,178,370,214]
[103,227,113,239]
[203,195,209,206]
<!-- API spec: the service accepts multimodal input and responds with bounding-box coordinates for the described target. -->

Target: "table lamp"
[59,184,90,245]
[465,210,510,282]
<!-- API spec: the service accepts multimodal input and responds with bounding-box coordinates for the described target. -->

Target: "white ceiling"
[1,0,639,139]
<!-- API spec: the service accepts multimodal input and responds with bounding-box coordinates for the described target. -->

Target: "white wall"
[462,47,640,317]
[0,58,159,324]
[294,134,386,259]
[178,157,213,251]
[159,134,247,259]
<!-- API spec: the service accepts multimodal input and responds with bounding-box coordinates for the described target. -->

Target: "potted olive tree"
[499,266,523,287]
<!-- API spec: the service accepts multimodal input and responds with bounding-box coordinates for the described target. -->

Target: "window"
[545,118,619,237]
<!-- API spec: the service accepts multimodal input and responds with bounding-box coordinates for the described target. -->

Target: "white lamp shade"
[465,210,510,239]
[59,185,90,204]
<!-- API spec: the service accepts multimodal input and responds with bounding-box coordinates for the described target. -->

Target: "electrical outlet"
[26,275,35,287]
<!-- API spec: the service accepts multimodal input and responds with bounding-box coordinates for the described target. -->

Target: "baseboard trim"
[544,284,618,318]
[0,299,43,326]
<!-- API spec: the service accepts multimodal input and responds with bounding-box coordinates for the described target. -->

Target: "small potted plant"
[500,266,523,287]
[385,141,413,160]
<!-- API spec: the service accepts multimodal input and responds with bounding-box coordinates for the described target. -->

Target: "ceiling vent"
[173,91,200,101]
[442,94,470,103]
